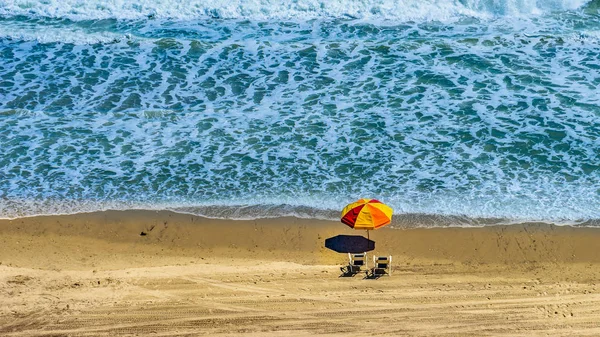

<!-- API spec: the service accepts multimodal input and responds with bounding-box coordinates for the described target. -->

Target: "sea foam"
[1,1,599,225]
[0,0,594,22]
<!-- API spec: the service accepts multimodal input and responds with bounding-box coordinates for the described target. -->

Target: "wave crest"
[0,0,594,22]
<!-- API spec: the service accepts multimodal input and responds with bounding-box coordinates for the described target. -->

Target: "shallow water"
[1,0,599,224]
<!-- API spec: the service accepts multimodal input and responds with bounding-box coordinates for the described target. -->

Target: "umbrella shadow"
[325,235,375,253]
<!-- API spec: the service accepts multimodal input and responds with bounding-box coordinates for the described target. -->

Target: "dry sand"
[1,210,600,336]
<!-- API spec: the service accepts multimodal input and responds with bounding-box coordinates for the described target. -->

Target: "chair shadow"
[363,270,389,280]
[339,266,366,278]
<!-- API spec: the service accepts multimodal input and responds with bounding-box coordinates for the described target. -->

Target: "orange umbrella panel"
[341,199,393,230]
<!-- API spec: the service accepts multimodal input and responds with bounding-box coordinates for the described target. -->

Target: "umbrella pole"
[367,230,369,240]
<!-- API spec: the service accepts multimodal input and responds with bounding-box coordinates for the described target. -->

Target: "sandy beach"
[2,210,600,336]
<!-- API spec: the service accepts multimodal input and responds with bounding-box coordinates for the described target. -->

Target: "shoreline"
[3,209,600,336]
[2,206,598,228]
[2,209,600,270]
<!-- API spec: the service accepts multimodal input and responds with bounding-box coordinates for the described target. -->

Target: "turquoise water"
[1,0,599,225]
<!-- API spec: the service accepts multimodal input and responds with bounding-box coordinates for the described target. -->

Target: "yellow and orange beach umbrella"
[341,199,393,236]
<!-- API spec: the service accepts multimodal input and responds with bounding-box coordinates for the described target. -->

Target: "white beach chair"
[347,252,367,274]
[372,255,392,276]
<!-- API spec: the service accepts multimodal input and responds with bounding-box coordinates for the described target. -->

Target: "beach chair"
[371,255,392,277]
[347,252,368,274]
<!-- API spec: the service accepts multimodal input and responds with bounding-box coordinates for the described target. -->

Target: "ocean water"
[1,0,599,226]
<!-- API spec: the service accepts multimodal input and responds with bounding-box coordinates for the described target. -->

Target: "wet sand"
[1,210,600,336]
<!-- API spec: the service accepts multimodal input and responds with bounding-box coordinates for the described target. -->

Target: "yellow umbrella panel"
[341,199,393,231]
